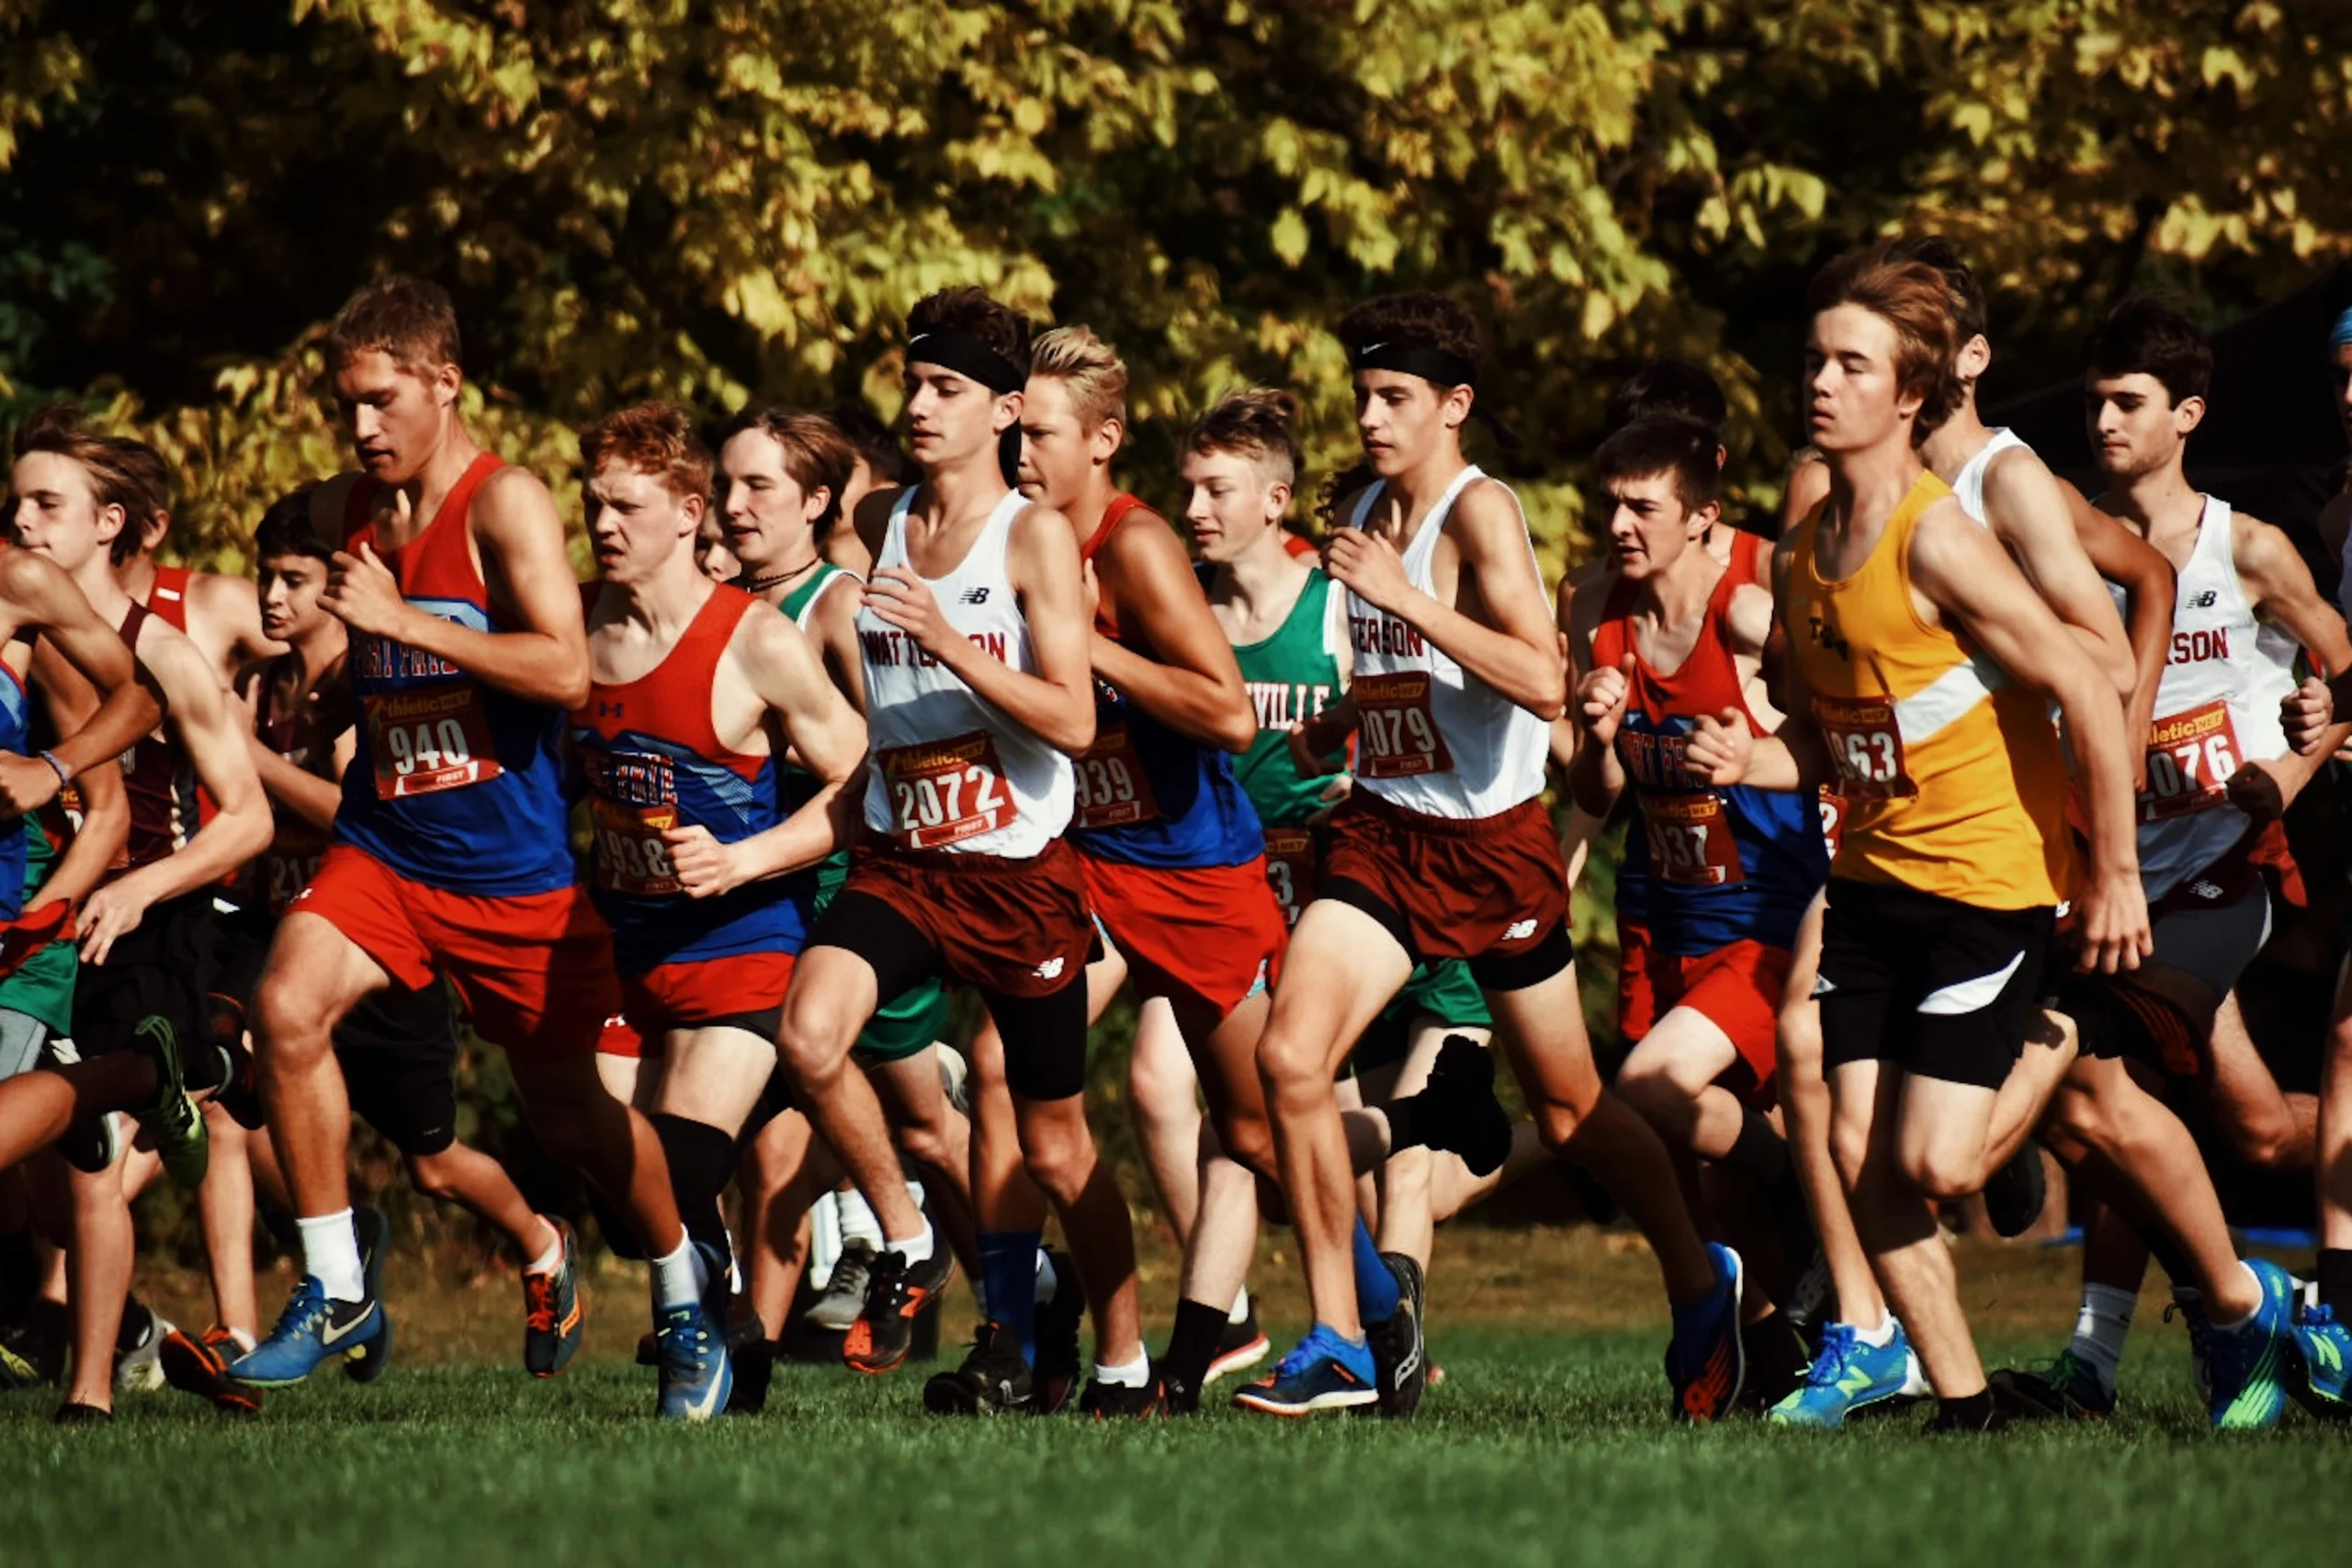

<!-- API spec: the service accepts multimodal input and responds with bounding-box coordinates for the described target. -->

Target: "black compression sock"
[650,1112,737,1268]
[1938,1390,1997,1429]
[1721,1109,1793,1196]
[2318,1248,2352,1317]
[1384,1093,1429,1153]
[1160,1296,1230,1395]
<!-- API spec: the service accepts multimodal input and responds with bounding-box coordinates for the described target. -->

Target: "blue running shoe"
[655,1301,733,1421]
[2287,1300,2350,1420]
[228,1276,389,1388]
[1769,1320,1915,1428]
[1231,1325,1378,1416]
[1665,1242,1745,1423]
[2202,1259,2292,1431]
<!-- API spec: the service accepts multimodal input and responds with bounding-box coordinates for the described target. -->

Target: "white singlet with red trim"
[1343,465,1550,819]
[2127,495,2297,899]
[856,489,1072,858]
[1948,426,2029,526]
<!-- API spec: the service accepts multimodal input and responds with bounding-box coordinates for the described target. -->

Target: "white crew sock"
[298,1210,365,1302]
[1094,1351,1150,1388]
[523,1216,564,1277]
[836,1189,884,1252]
[2208,1262,2263,1332]
[2068,1283,2137,1392]
[885,1219,936,1267]
[650,1235,708,1312]
[1228,1288,1251,1325]
[1852,1313,1896,1349]
[1035,1248,1058,1305]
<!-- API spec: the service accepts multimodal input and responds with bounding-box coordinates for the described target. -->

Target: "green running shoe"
[130,1016,207,1189]
[1987,1348,2116,1420]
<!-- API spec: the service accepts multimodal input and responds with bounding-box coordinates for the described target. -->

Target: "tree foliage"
[6,0,2352,571]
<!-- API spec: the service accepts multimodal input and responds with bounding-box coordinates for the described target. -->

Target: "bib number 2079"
[1353,671,1454,780]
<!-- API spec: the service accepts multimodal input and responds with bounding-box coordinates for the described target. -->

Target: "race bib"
[2142,699,2242,821]
[1073,723,1162,829]
[1261,827,1318,927]
[365,684,503,799]
[879,731,1015,851]
[1814,694,1916,801]
[1817,787,1847,860]
[589,795,682,897]
[1640,792,1747,887]
[1353,671,1454,780]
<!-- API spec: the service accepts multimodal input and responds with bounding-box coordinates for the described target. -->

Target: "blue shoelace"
[1804,1325,1859,1389]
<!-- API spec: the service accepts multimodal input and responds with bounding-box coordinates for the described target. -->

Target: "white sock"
[225,1326,256,1355]
[299,1210,365,1302]
[523,1217,564,1276]
[1035,1248,1058,1305]
[837,1189,884,1251]
[1851,1313,1896,1349]
[1094,1351,1150,1388]
[2067,1283,2136,1392]
[885,1219,935,1267]
[2210,1263,2262,1332]
[1228,1288,1250,1325]
[650,1235,707,1312]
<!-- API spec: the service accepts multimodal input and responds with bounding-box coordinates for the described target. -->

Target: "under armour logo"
[2188,590,2218,608]
[1503,919,1538,941]
[1035,955,1066,980]
[960,586,991,605]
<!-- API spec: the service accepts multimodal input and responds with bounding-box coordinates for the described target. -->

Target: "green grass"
[3,1326,2343,1568]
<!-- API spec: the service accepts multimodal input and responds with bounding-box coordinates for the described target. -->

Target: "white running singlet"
[1947,426,2030,527]
[1343,466,1550,819]
[2125,495,2299,899]
[856,489,1073,857]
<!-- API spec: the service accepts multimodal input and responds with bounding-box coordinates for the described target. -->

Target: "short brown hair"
[1805,242,1962,441]
[906,287,1031,370]
[717,406,859,539]
[328,275,463,376]
[1029,325,1128,428]
[10,403,157,564]
[1338,293,1482,379]
[1188,389,1302,489]
[1595,413,1721,512]
[580,402,713,506]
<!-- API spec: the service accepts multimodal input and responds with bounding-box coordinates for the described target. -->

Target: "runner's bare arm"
[1910,502,2150,974]
[1561,564,1627,817]
[1548,563,1610,771]
[1982,453,2133,696]
[1781,454,1830,535]
[189,571,285,673]
[810,577,869,714]
[1686,541,1829,792]
[21,646,127,912]
[1723,581,1786,730]
[1325,478,1566,719]
[1089,513,1256,752]
[0,549,156,813]
[2067,479,2172,787]
[322,468,592,711]
[232,665,348,833]
[864,502,1095,755]
[2228,513,2352,813]
[666,611,869,897]
[77,628,274,961]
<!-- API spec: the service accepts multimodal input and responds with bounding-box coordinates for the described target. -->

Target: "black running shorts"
[1815,877,2053,1090]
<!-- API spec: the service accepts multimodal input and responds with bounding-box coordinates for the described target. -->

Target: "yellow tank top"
[1786,469,2071,909]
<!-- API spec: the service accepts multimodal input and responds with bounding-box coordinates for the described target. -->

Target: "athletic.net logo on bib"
[879,730,1015,850]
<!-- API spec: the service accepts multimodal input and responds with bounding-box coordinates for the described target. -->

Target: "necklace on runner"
[741,557,821,594]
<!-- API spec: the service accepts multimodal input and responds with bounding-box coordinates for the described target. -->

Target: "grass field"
[4,1227,2344,1568]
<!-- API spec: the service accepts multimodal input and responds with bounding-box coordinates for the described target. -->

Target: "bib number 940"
[365,685,503,799]
[880,731,1015,851]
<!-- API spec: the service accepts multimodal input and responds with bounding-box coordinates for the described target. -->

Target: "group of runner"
[2,240,2349,1430]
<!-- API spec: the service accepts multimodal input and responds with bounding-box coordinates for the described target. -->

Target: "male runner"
[573,402,866,1417]
[0,406,272,1423]
[1245,292,1744,1419]
[1566,412,1829,1406]
[920,325,1277,1418]
[1994,299,2352,1421]
[230,277,721,1421]
[1688,244,2196,1432]
[768,288,1148,1407]
[164,488,573,1413]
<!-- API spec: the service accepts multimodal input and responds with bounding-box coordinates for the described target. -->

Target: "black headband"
[907,330,1026,396]
[1349,340,1521,452]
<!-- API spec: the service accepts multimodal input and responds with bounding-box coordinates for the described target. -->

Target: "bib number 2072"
[881,731,1015,851]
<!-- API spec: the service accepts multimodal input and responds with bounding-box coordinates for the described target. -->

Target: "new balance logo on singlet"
[960,587,990,605]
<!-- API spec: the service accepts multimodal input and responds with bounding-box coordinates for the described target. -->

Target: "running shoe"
[1033,1247,1083,1413]
[52,1401,111,1426]
[1207,1300,1271,1383]
[1738,1309,1812,1413]
[842,1246,954,1375]
[653,1300,732,1421]
[128,1016,207,1189]
[1414,1035,1513,1178]
[160,1325,262,1416]
[805,1240,875,1334]
[112,1296,170,1393]
[1232,1326,1378,1416]
[2286,1298,2350,1420]
[1986,1348,2115,1421]
[726,1319,776,1416]
[1767,1319,1916,1428]
[2200,1259,2292,1431]
[1079,1373,1163,1420]
[1925,1395,2010,1434]
[1364,1252,1427,1418]
[922,1321,1035,1416]
[342,1205,393,1384]
[0,1336,39,1392]
[228,1276,389,1388]
[521,1217,584,1378]
[1665,1242,1745,1423]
